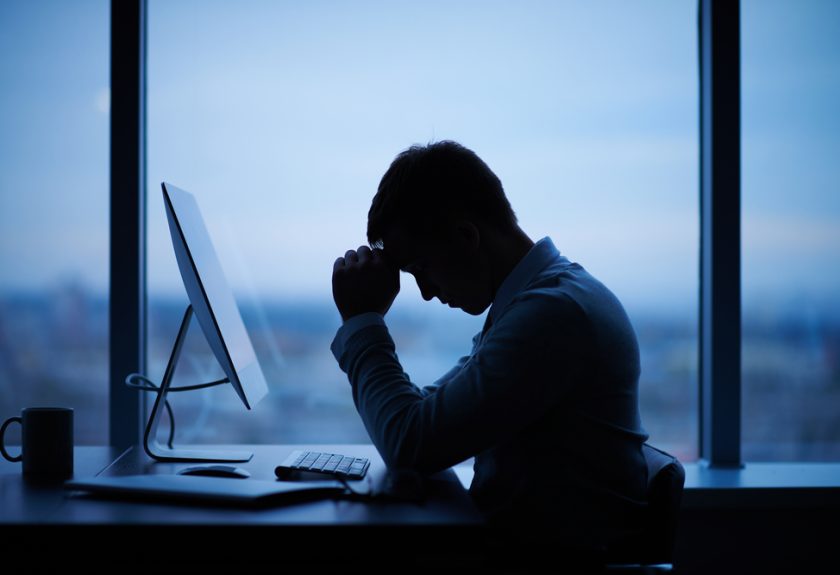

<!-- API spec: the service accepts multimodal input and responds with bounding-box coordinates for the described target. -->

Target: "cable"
[124,373,230,449]
[125,373,229,393]
[125,374,176,448]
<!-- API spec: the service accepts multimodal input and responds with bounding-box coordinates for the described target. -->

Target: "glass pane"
[147,0,698,459]
[742,0,840,460]
[0,0,110,444]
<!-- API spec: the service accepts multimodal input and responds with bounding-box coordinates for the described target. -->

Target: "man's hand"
[332,245,400,322]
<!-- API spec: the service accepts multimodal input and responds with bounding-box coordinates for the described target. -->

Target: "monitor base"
[145,441,253,463]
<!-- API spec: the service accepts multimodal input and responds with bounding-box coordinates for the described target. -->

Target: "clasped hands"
[332,245,400,322]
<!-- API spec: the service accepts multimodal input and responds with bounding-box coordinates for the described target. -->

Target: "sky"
[1,0,839,318]
[144,0,699,316]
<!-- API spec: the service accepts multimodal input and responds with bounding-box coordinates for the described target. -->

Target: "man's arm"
[420,351,472,397]
[332,292,589,473]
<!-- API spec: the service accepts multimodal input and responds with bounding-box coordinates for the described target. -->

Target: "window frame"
[110,0,146,451]
[106,0,793,472]
[698,0,742,468]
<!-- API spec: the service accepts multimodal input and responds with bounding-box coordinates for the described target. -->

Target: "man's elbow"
[380,444,442,475]
[375,409,440,474]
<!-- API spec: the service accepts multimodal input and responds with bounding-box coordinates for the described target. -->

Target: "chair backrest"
[640,443,685,564]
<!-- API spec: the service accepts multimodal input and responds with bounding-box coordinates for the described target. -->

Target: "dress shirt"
[331,237,649,550]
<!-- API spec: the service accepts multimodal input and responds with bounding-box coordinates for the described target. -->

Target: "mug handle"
[0,416,23,462]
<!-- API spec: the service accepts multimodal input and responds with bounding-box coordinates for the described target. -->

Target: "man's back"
[465,239,648,549]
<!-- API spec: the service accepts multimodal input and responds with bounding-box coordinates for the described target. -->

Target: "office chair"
[487,444,685,573]
[641,443,685,564]
[606,443,685,573]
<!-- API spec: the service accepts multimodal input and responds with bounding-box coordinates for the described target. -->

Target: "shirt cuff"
[330,312,386,361]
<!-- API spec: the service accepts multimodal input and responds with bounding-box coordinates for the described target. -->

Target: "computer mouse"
[177,464,251,479]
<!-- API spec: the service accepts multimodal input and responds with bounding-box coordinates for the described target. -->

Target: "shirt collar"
[487,236,562,324]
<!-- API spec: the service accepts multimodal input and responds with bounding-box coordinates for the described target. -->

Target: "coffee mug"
[1,407,74,480]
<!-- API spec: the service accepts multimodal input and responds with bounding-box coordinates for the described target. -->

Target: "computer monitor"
[141,182,268,463]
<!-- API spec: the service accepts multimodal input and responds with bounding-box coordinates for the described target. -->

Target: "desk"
[1,444,487,567]
[1,446,124,524]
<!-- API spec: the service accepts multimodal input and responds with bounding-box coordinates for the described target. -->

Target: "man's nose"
[415,275,438,301]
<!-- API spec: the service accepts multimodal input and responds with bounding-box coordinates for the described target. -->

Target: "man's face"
[382,225,492,316]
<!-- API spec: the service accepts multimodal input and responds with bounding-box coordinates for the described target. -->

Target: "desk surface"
[1,444,482,526]
[2,445,493,566]
[1,445,124,524]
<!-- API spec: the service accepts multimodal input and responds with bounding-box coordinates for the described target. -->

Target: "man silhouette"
[331,141,648,554]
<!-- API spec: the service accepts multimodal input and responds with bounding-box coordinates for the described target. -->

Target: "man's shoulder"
[499,280,589,331]
[503,259,628,330]
[532,258,625,310]
[510,259,590,310]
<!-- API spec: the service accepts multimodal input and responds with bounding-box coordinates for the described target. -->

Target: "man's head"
[367,141,520,315]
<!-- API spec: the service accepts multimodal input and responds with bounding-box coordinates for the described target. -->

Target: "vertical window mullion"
[699,0,742,468]
[109,0,147,450]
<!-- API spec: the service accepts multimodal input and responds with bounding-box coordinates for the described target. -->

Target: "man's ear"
[453,220,481,254]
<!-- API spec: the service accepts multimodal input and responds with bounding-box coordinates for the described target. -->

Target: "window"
[0,0,110,444]
[742,0,840,461]
[145,0,698,456]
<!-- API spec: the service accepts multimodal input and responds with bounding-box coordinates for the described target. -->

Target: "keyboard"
[276,450,370,480]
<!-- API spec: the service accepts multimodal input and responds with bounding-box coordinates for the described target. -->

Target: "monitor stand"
[143,305,253,463]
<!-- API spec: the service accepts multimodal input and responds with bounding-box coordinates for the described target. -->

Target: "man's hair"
[367,141,517,248]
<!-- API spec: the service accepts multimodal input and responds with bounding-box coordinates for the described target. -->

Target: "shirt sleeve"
[330,312,386,358]
[331,292,590,473]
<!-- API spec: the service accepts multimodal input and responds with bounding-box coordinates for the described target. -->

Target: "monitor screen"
[162,182,268,410]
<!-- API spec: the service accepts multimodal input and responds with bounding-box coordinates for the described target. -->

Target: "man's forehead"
[380,224,450,268]
[380,228,426,269]
[379,233,412,268]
